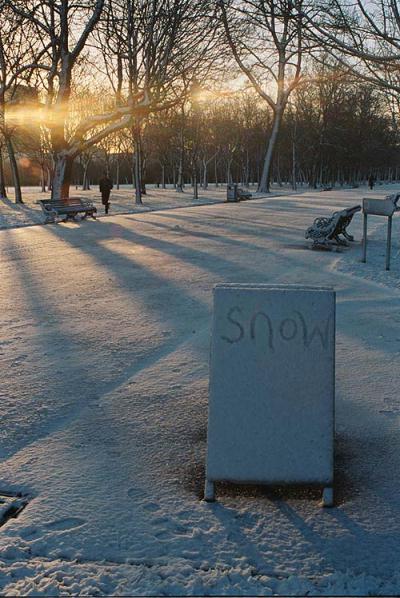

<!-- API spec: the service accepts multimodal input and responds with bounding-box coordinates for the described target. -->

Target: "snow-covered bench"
[238,187,252,200]
[227,184,252,202]
[305,205,361,248]
[38,197,97,224]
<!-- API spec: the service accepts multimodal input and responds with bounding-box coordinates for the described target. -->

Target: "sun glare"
[5,105,45,127]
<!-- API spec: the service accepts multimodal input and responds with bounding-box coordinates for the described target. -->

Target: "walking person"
[368,174,375,190]
[99,172,113,214]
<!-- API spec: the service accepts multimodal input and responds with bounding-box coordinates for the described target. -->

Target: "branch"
[217,0,276,112]
[69,92,183,158]
[71,0,105,61]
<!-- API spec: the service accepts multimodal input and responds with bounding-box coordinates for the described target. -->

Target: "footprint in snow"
[127,487,145,498]
[107,450,122,457]
[142,502,160,513]
[380,397,400,414]
[379,410,399,417]
[10,354,29,367]
[44,517,86,531]
[154,529,171,540]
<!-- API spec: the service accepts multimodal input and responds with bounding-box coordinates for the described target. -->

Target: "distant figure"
[99,173,113,214]
[368,174,375,190]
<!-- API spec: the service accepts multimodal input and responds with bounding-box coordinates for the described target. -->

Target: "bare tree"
[0,2,42,202]
[311,1,400,93]
[219,0,308,192]
[92,0,220,203]
[10,0,218,200]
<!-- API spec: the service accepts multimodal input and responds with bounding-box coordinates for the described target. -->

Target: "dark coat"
[99,177,113,195]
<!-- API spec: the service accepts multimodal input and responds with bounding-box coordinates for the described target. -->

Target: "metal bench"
[37,197,97,224]
[226,184,252,202]
[305,205,361,248]
[238,187,252,200]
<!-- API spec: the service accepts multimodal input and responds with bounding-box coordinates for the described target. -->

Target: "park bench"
[226,184,253,202]
[305,205,361,248]
[38,197,97,224]
[238,187,252,200]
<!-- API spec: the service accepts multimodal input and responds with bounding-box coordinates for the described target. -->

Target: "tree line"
[0,0,400,203]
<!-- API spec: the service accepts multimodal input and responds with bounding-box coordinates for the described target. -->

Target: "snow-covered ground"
[1,185,400,595]
[0,183,315,230]
[0,184,226,229]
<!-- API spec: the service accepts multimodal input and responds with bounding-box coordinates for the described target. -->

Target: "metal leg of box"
[386,216,392,271]
[321,486,334,507]
[362,213,367,263]
[204,479,216,502]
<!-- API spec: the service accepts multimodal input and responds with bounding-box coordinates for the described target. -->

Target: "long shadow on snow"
[0,229,104,461]
[5,213,400,577]
[99,217,400,359]
[181,425,400,583]
[12,214,400,488]
[0,223,212,460]
[138,213,301,245]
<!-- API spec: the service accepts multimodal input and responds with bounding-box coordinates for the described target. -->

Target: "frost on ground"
[0,183,308,230]
[0,184,233,230]
[0,185,400,595]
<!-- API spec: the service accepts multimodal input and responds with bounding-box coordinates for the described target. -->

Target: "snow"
[0,184,400,595]
[0,184,232,230]
[0,183,308,230]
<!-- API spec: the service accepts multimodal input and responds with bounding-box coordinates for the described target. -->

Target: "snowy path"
[1,190,400,595]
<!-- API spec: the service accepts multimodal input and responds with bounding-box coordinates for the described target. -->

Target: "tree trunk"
[40,164,47,192]
[0,147,7,198]
[193,168,198,199]
[226,159,232,185]
[47,166,53,191]
[116,161,120,189]
[244,150,250,187]
[134,135,142,205]
[258,106,283,193]
[215,155,219,187]
[172,164,176,188]
[82,162,91,190]
[202,159,208,189]
[311,163,317,189]
[292,141,297,191]
[52,152,73,200]
[6,137,23,204]
[161,163,166,189]
[0,98,8,199]
[276,153,282,187]
[176,108,185,192]
[177,143,184,192]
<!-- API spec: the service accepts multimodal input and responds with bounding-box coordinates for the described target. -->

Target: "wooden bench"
[38,197,97,224]
[238,187,252,200]
[227,184,252,202]
[305,205,361,248]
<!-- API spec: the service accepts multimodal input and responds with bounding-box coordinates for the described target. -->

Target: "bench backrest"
[330,205,360,236]
[39,198,94,211]
[343,205,361,217]
[39,198,84,205]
